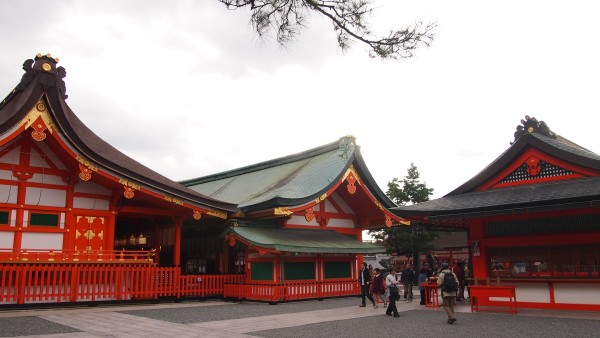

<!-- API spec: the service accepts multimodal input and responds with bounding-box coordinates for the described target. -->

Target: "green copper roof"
[228,225,386,254]
[180,137,390,212]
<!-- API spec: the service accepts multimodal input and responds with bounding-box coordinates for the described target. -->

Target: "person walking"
[418,268,428,305]
[401,264,415,302]
[359,262,377,308]
[385,268,400,318]
[437,262,459,324]
[371,268,386,307]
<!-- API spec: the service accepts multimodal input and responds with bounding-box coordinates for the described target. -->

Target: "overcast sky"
[1,0,599,201]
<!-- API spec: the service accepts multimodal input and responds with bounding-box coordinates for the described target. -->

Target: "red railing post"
[16,264,25,305]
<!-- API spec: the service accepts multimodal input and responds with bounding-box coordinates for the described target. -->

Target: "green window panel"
[0,211,8,225]
[251,262,273,281]
[30,213,59,227]
[324,261,351,279]
[284,262,315,280]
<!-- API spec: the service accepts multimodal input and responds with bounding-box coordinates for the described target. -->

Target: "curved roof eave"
[392,176,600,218]
[0,56,237,213]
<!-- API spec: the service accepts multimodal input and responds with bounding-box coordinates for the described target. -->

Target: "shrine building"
[392,116,600,311]
[0,54,401,305]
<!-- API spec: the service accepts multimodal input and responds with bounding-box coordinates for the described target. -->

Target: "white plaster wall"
[21,232,63,250]
[324,199,336,212]
[73,197,110,210]
[74,181,111,195]
[331,192,355,214]
[25,187,66,207]
[509,283,551,303]
[0,184,18,204]
[554,283,600,305]
[29,174,66,185]
[29,151,51,168]
[327,218,355,228]
[0,169,14,180]
[35,142,67,170]
[288,215,318,226]
[0,231,14,248]
[0,146,20,165]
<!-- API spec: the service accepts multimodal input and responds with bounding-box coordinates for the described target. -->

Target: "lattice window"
[488,245,600,278]
[499,160,574,184]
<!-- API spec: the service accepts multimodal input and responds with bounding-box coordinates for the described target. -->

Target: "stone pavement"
[0,296,599,338]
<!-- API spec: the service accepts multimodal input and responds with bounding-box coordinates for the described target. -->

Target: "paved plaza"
[0,296,599,338]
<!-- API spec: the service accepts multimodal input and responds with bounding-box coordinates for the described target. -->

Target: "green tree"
[369,163,436,270]
[218,0,436,60]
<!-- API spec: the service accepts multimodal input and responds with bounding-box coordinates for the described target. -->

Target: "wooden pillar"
[13,179,26,250]
[173,220,182,267]
[13,140,31,251]
[63,178,75,250]
[153,223,160,265]
[470,219,488,279]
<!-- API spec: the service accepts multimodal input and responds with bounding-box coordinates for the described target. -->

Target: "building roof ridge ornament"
[17,53,68,100]
[338,135,356,162]
[511,115,556,145]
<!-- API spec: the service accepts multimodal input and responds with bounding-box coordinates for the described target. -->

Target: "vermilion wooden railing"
[224,279,360,303]
[0,263,245,305]
[0,248,156,264]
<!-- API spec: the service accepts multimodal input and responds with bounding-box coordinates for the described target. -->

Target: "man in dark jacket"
[359,262,377,308]
[401,264,415,302]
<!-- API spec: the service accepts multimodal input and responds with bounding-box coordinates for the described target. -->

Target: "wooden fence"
[1,264,360,306]
[0,263,244,305]
[224,279,360,303]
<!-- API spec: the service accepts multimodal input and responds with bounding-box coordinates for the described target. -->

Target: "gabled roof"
[0,54,236,213]
[392,116,600,220]
[181,136,396,213]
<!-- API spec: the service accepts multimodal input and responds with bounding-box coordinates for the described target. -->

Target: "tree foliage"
[368,163,436,266]
[386,163,433,206]
[218,0,436,60]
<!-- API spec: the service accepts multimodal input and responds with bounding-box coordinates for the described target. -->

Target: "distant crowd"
[359,260,468,324]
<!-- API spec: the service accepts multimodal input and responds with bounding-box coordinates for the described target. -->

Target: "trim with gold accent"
[206,210,228,219]
[274,207,293,216]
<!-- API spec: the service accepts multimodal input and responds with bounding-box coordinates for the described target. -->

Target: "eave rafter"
[13,98,228,220]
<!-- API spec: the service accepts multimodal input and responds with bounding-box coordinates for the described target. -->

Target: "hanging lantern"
[129,234,137,246]
[118,237,127,247]
[138,233,147,246]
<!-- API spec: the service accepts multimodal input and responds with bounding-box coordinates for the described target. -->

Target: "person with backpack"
[437,262,458,324]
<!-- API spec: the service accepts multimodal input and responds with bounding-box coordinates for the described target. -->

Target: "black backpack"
[441,271,458,292]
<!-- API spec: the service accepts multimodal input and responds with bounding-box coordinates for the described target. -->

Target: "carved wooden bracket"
[346,174,357,194]
[78,163,92,181]
[123,186,135,199]
[305,207,315,222]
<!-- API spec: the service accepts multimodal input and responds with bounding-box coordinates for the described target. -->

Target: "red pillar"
[469,219,488,279]
[173,220,182,267]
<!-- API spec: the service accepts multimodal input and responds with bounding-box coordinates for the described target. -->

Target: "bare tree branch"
[219,0,436,59]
